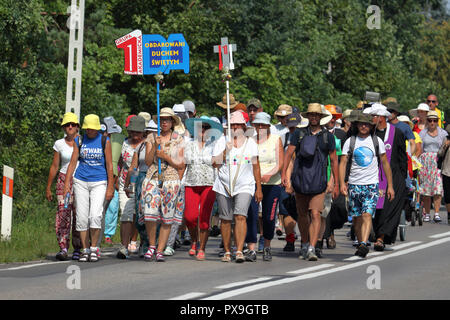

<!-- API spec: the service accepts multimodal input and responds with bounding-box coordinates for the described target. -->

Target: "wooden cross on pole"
[213,37,237,71]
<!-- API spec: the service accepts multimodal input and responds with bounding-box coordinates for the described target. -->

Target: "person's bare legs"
[433,195,442,219]
[308,210,321,248]
[234,215,247,252]
[90,228,100,248]
[120,221,132,247]
[156,224,171,253]
[221,219,232,253]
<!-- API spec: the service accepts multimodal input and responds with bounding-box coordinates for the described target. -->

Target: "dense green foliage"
[0,0,449,227]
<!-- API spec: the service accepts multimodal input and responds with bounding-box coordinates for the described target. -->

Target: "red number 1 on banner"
[115,30,143,75]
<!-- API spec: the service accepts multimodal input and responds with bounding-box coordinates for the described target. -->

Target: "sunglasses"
[427,118,438,123]
[427,100,437,103]
[63,122,78,128]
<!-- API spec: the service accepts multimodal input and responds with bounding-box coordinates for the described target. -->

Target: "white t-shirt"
[342,135,386,185]
[53,138,74,174]
[212,135,259,197]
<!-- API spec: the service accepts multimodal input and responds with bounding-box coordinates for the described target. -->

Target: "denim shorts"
[348,184,379,218]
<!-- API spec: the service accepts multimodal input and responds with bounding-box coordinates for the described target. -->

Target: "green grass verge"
[0,202,120,264]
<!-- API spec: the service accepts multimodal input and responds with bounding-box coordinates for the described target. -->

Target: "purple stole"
[376,123,395,209]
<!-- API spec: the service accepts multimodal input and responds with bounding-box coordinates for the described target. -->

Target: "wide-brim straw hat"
[320,109,333,126]
[427,110,439,119]
[217,94,239,109]
[82,114,101,130]
[409,103,430,118]
[301,103,328,119]
[397,115,414,130]
[152,107,182,129]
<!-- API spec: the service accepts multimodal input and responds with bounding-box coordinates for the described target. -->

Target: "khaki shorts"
[295,192,330,218]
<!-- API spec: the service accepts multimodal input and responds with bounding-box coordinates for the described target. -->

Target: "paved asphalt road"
[1,213,449,301]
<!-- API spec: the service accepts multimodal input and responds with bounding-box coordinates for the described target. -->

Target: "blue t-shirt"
[393,121,415,141]
[74,133,109,182]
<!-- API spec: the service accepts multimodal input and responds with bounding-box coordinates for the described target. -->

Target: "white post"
[1,165,14,241]
[65,0,85,119]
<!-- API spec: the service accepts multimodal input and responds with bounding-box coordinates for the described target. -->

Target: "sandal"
[374,239,385,252]
[188,243,197,256]
[90,251,99,262]
[144,246,156,261]
[79,249,90,262]
[196,250,205,261]
[235,251,245,263]
[156,251,165,262]
[221,252,231,262]
[72,250,80,261]
[326,237,336,249]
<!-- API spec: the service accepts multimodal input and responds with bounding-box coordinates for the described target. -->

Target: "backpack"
[76,134,107,161]
[344,134,380,182]
[291,128,330,195]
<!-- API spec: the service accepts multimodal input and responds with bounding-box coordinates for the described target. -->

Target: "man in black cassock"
[366,104,407,250]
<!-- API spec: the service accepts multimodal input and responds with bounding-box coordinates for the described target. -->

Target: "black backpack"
[344,134,380,182]
[291,128,331,195]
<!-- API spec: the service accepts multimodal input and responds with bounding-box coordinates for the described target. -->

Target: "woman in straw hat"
[212,111,263,263]
[46,112,82,261]
[409,103,429,134]
[179,116,224,260]
[64,114,114,262]
[418,110,448,223]
[141,107,185,262]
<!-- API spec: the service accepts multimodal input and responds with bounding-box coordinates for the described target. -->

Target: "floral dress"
[141,132,184,224]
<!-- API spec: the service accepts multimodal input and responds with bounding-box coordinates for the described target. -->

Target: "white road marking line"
[200,237,450,300]
[215,277,273,289]
[0,261,71,271]
[429,231,450,239]
[169,292,206,300]
[390,241,422,250]
[344,252,384,261]
[286,264,335,274]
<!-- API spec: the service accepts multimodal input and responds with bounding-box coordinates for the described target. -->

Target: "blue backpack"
[291,128,330,195]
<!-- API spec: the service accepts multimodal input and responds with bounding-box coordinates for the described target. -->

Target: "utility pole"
[65,0,85,119]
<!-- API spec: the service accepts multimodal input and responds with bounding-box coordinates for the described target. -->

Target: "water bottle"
[129,168,138,195]
[64,192,70,209]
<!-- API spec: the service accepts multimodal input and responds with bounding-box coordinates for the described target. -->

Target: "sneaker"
[315,247,323,259]
[245,250,257,262]
[352,240,359,247]
[299,243,309,260]
[433,214,442,223]
[263,247,272,261]
[116,246,129,259]
[56,249,68,261]
[257,236,264,253]
[355,243,369,258]
[424,214,430,222]
[283,242,295,252]
[306,247,318,261]
[105,237,112,244]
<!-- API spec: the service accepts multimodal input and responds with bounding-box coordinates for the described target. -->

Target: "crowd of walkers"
[46,94,449,262]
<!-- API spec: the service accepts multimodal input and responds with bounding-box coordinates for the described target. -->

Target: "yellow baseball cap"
[82,114,101,130]
[61,112,79,126]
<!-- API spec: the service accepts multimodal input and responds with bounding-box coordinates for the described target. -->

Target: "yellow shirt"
[256,134,282,185]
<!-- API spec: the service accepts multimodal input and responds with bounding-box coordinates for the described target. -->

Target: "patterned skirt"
[140,178,182,225]
[418,152,443,196]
